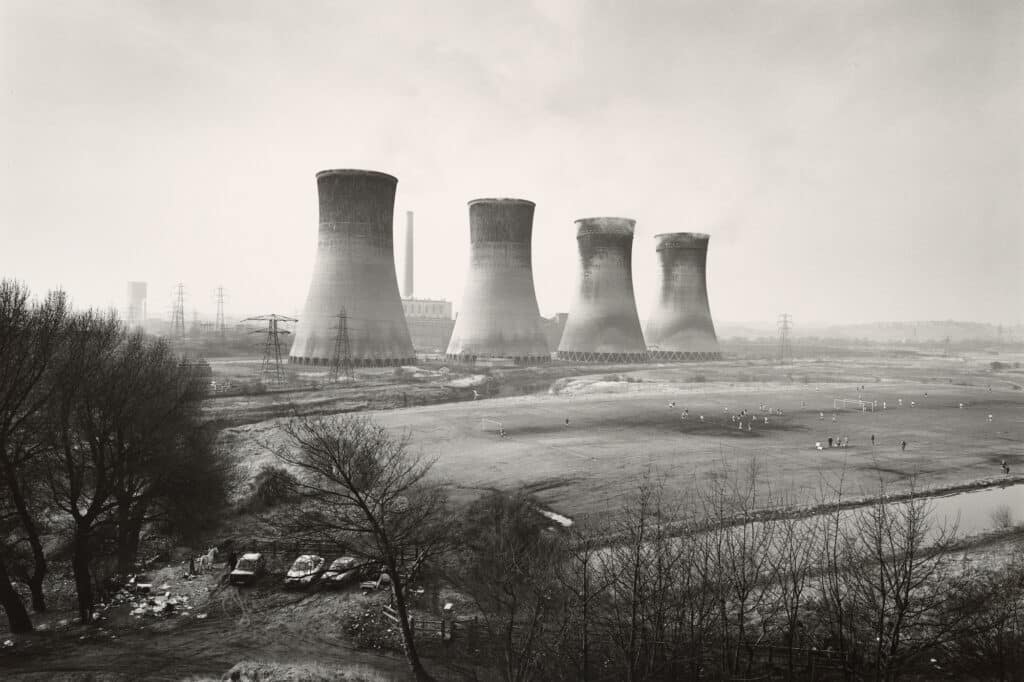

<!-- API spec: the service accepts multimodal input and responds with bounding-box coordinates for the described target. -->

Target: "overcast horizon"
[2,0,1022,327]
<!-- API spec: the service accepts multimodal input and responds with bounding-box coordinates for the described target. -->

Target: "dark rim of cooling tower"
[316,169,398,182]
[468,198,536,207]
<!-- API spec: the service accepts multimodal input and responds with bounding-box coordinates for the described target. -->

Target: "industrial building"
[289,169,416,367]
[402,298,454,353]
[446,198,550,365]
[644,232,721,360]
[558,217,647,363]
[125,281,147,330]
[398,210,454,352]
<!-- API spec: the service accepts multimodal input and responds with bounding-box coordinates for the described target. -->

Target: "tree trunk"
[72,527,95,624]
[2,452,48,612]
[390,569,433,681]
[0,553,33,633]
[27,573,46,613]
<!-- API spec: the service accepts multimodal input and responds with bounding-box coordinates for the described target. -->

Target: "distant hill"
[718,320,1023,343]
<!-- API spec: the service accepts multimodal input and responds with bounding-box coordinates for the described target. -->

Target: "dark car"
[321,556,365,588]
[229,552,266,586]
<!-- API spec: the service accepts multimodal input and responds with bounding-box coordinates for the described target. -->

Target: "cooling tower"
[445,198,550,365]
[644,233,721,360]
[557,218,647,363]
[289,170,415,367]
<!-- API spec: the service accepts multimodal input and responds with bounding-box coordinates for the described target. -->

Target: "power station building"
[289,169,415,367]
[446,198,550,365]
[643,232,721,360]
[398,210,454,353]
[125,281,147,330]
[558,217,647,363]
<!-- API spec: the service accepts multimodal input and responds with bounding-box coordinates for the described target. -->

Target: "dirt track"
[1,592,412,681]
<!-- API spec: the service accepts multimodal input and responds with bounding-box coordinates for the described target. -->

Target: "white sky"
[2,0,1021,325]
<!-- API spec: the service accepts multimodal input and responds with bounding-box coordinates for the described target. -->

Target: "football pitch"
[369,376,1024,519]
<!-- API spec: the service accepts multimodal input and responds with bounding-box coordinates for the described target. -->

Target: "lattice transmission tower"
[329,307,354,382]
[215,286,226,340]
[170,283,187,339]
[243,314,297,384]
[777,313,793,365]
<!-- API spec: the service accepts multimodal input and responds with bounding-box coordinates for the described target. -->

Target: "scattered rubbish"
[196,613,208,620]
[3,639,14,648]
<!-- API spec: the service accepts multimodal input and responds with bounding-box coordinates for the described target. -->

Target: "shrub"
[246,465,299,511]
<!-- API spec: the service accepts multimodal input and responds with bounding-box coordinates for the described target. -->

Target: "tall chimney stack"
[403,211,414,298]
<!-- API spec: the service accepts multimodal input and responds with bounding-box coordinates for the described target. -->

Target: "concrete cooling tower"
[644,232,721,360]
[289,170,415,367]
[557,217,647,363]
[446,198,550,365]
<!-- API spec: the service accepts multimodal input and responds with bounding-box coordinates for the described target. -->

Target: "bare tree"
[0,280,70,616]
[455,489,566,682]
[42,310,124,623]
[701,458,778,677]
[552,516,616,682]
[596,472,690,681]
[769,506,820,680]
[844,481,959,681]
[276,415,450,682]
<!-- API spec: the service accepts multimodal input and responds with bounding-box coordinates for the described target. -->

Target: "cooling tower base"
[647,350,722,362]
[289,356,416,368]
[557,350,648,364]
[446,353,551,366]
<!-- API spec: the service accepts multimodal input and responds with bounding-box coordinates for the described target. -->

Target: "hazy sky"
[2,0,1021,326]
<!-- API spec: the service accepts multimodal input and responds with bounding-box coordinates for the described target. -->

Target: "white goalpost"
[480,418,504,433]
[833,398,874,412]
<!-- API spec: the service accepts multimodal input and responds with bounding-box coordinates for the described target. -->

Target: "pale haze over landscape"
[2,0,1021,327]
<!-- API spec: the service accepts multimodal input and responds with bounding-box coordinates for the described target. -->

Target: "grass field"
[225,353,1024,521]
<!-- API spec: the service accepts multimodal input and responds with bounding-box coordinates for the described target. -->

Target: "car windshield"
[292,558,314,572]
[236,559,256,571]
[331,558,356,570]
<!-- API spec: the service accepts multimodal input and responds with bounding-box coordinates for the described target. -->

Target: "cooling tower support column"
[643,233,721,361]
[557,217,647,363]
[289,169,415,368]
[445,198,550,365]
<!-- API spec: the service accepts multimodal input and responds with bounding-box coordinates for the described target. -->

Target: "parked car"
[229,552,266,586]
[321,556,365,588]
[284,554,325,588]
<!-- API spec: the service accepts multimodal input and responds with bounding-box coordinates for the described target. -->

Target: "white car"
[284,554,325,587]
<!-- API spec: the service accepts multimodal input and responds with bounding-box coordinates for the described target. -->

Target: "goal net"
[833,398,874,412]
[480,418,504,433]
